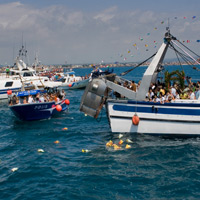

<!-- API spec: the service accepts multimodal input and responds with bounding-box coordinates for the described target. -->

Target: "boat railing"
[172,99,200,103]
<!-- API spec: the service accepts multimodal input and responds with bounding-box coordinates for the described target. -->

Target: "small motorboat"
[56,70,89,89]
[9,88,70,121]
[68,78,89,89]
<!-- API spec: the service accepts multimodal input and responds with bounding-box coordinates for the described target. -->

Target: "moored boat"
[0,44,61,100]
[56,70,89,89]
[68,78,89,89]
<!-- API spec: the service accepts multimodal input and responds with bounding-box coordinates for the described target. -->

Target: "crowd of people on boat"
[144,79,200,103]
[113,77,200,103]
[9,89,66,106]
[111,80,139,98]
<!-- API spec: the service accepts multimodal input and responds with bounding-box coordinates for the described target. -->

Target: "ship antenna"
[19,32,24,57]
[165,18,173,40]
[166,18,170,33]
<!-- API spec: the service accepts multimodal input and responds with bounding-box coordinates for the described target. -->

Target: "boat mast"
[16,34,28,70]
[136,29,173,100]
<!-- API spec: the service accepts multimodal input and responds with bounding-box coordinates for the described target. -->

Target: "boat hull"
[60,79,89,89]
[107,100,200,136]
[10,100,68,121]
[69,79,89,89]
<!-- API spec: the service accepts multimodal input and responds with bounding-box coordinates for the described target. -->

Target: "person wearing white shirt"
[189,90,195,100]
[39,95,45,102]
[195,87,200,100]
[171,86,176,97]
[28,95,34,103]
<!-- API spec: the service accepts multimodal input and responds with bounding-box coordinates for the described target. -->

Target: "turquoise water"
[0,66,200,199]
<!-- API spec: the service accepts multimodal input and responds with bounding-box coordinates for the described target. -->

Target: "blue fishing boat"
[9,89,70,121]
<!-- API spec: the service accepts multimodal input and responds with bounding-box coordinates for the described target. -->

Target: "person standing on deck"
[28,95,34,103]
[195,87,200,100]
[189,90,196,100]
[130,80,137,92]
[6,66,10,78]
[171,84,176,97]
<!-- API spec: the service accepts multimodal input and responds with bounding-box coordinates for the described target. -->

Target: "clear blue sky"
[0,0,199,65]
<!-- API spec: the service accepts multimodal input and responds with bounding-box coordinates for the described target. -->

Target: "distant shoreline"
[0,62,192,73]
[61,62,190,69]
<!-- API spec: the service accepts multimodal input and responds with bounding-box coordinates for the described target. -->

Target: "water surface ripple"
[0,67,200,199]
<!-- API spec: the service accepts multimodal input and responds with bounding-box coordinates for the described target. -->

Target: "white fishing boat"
[0,45,61,100]
[56,70,89,89]
[80,28,200,136]
[67,78,89,89]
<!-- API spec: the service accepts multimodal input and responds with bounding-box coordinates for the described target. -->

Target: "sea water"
[0,66,200,199]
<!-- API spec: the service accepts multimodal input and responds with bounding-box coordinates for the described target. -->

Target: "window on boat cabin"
[10,72,15,75]
[5,81,13,87]
[23,72,33,77]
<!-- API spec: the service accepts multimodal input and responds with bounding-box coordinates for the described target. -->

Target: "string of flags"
[115,16,200,62]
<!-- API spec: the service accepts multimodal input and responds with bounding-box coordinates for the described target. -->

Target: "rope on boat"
[169,41,200,72]
[177,39,200,58]
[96,108,103,122]
[171,41,200,65]
[120,52,157,76]
[169,42,184,71]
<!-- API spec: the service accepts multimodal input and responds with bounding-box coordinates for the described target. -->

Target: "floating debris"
[126,139,133,143]
[118,139,123,145]
[118,134,123,139]
[106,140,113,147]
[62,127,68,130]
[113,144,121,150]
[82,149,90,153]
[125,144,131,149]
[54,140,60,144]
[37,149,44,153]
[106,138,133,151]
[11,167,18,172]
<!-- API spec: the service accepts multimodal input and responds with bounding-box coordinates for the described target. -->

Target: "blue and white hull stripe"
[107,100,200,135]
